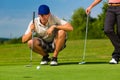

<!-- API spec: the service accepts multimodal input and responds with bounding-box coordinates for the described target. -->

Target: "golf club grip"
[33,11,35,24]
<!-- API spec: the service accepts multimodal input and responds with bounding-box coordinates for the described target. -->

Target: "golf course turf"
[0,39,120,80]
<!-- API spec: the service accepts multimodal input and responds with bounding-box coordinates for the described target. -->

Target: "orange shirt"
[109,0,120,3]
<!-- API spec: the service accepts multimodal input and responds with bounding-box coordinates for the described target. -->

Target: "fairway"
[0,39,120,80]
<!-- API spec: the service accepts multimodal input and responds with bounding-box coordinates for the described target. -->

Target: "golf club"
[79,14,89,64]
[26,11,35,67]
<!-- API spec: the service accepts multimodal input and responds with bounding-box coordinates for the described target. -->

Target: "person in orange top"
[86,0,120,64]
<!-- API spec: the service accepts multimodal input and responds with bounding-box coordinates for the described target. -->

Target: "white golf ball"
[36,66,40,70]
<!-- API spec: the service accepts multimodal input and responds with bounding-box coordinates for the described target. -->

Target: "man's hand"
[86,7,91,15]
[46,25,56,36]
[30,23,35,32]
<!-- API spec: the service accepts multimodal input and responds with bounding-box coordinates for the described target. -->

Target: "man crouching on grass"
[22,4,73,66]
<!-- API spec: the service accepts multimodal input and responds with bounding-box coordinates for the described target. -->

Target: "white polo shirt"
[25,14,67,42]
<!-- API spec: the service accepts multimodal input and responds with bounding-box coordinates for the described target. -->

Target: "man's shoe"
[50,57,58,66]
[40,55,51,65]
[109,58,118,64]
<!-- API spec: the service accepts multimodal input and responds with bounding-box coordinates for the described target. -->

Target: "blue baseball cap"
[38,5,50,15]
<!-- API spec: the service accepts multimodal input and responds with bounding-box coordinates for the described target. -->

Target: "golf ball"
[36,66,40,70]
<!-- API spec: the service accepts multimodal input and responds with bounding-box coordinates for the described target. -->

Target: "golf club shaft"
[82,14,89,61]
[30,31,34,63]
[30,11,35,64]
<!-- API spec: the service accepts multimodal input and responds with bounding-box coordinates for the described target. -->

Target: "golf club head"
[79,61,86,64]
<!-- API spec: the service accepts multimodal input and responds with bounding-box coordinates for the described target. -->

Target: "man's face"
[39,13,50,25]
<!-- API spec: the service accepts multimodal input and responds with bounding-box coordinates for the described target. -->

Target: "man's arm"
[54,23,73,31]
[22,31,32,43]
[22,23,35,43]
[46,23,73,36]
[86,0,102,14]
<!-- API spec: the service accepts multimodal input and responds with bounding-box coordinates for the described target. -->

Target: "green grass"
[0,64,120,80]
[1,39,120,80]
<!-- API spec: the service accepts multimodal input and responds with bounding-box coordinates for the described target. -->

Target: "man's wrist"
[53,25,57,28]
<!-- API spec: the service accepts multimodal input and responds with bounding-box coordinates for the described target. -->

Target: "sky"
[0,0,105,38]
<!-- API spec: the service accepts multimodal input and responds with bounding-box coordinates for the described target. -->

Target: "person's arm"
[86,0,102,14]
[46,22,73,36]
[22,23,35,43]
[46,15,73,36]
[54,22,73,31]
[53,15,73,31]
[22,31,32,43]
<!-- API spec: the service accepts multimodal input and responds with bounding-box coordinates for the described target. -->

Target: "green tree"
[69,2,108,39]
[69,7,95,39]
[69,7,87,39]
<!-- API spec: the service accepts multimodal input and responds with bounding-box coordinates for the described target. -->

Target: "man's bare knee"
[57,30,66,38]
[27,40,33,48]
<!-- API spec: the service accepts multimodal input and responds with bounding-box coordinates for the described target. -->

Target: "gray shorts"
[37,38,66,53]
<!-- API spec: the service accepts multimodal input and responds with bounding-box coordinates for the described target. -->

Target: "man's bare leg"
[27,38,50,65]
[53,30,66,57]
[27,38,47,56]
[50,30,66,66]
